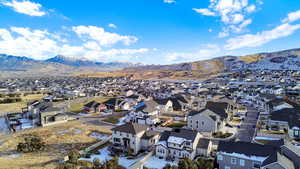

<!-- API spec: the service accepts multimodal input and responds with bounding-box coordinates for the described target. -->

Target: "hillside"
[79,48,300,80]
[2,48,300,79]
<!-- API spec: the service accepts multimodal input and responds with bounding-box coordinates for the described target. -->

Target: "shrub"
[17,134,45,153]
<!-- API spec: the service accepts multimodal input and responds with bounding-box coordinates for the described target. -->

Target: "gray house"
[217,141,290,169]
[187,101,229,134]
[39,107,68,126]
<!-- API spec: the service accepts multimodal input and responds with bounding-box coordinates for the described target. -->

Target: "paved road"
[235,106,259,142]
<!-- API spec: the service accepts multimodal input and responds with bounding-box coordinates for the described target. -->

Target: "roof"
[134,100,159,113]
[218,141,278,166]
[197,138,210,149]
[42,106,61,113]
[84,101,100,108]
[141,130,160,140]
[154,95,188,111]
[159,128,198,143]
[270,107,300,128]
[112,123,148,135]
[205,101,228,119]
[103,98,117,106]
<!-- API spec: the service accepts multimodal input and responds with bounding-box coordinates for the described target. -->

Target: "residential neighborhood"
[0,69,300,169]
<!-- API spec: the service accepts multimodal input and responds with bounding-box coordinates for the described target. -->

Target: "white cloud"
[193,0,261,36]
[166,44,220,62]
[163,0,176,4]
[282,10,300,23]
[1,0,46,16]
[225,23,300,50]
[218,31,229,38]
[0,27,59,60]
[208,28,213,32]
[0,26,149,62]
[193,8,216,16]
[108,23,117,29]
[245,4,256,13]
[72,25,138,47]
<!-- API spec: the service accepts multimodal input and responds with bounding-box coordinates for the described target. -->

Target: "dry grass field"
[0,121,112,169]
[0,94,46,115]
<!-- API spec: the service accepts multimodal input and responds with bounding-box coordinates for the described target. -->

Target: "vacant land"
[0,93,46,115]
[0,120,112,169]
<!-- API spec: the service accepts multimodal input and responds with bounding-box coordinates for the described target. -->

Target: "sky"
[0,0,300,64]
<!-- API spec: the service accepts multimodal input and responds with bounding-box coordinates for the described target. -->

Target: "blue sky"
[0,0,300,64]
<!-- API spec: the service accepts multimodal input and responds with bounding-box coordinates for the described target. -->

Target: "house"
[154,94,189,112]
[39,107,68,126]
[111,123,160,155]
[126,100,161,126]
[196,138,213,157]
[84,101,101,113]
[155,128,202,160]
[217,141,279,169]
[266,99,300,139]
[187,101,229,134]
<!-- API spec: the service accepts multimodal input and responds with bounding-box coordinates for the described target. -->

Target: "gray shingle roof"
[112,123,148,135]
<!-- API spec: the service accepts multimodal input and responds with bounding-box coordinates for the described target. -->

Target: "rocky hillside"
[115,48,300,80]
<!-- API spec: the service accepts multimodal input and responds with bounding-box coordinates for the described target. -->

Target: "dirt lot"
[0,120,112,169]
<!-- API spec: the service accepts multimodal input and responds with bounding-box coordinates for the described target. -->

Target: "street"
[235,106,259,142]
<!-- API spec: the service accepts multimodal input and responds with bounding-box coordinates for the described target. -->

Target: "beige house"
[111,123,160,155]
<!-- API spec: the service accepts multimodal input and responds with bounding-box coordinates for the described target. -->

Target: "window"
[225,166,231,169]
[114,138,120,142]
[231,158,237,165]
[202,121,204,125]
[240,159,245,166]
[253,162,261,169]
[217,155,223,161]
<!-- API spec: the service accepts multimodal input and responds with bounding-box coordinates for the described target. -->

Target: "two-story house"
[155,128,203,160]
[126,100,161,126]
[217,141,281,169]
[266,99,300,139]
[111,123,160,155]
[187,101,229,134]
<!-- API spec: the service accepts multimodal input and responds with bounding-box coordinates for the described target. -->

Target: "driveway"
[235,106,259,142]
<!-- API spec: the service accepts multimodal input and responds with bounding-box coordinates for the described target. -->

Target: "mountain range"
[1,48,300,79]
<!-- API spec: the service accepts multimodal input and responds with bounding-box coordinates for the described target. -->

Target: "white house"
[155,128,206,160]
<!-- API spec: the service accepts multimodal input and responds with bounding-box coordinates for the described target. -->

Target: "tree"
[164,158,214,169]
[68,149,81,164]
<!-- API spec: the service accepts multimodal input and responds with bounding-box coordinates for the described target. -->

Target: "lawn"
[102,116,122,124]
[166,122,187,128]
[67,97,111,113]
[261,130,285,135]
[0,93,46,114]
[0,120,113,169]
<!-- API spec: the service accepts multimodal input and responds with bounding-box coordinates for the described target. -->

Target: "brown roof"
[112,123,148,135]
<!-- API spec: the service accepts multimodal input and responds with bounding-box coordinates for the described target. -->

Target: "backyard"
[0,120,112,169]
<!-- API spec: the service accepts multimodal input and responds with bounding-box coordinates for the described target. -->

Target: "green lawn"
[68,97,111,113]
[102,116,122,124]
[167,122,187,128]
